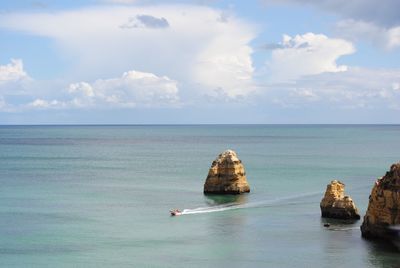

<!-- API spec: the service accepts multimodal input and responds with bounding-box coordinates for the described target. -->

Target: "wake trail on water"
[180,183,373,216]
[328,227,360,231]
[181,191,323,215]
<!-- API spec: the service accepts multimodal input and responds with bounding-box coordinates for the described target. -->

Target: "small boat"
[170,209,182,216]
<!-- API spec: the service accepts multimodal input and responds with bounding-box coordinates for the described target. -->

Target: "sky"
[0,0,399,124]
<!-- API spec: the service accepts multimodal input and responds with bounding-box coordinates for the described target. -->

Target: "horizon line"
[1,123,399,127]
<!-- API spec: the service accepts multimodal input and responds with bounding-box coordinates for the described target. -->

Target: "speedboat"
[170,209,182,216]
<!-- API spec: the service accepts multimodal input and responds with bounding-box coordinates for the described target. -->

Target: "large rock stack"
[203,150,250,194]
[361,163,400,239]
[320,180,360,220]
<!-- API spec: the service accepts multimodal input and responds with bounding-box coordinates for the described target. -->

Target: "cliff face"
[361,163,400,239]
[320,180,360,220]
[203,150,250,194]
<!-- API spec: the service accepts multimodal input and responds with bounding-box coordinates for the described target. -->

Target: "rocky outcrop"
[203,150,250,194]
[361,163,400,239]
[320,180,360,220]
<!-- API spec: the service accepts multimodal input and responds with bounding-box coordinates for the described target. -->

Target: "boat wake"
[181,191,322,215]
[327,227,360,231]
[179,183,372,216]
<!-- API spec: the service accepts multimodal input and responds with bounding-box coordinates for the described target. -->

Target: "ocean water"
[0,125,399,267]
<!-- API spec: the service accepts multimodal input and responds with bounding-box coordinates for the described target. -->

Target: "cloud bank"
[0,3,399,123]
[27,70,179,109]
[0,5,256,97]
[265,67,400,110]
[66,70,179,108]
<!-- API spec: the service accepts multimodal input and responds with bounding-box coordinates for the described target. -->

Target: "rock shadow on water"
[362,225,400,251]
[204,194,248,206]
[365,239,400,267]
[320,217,360,231]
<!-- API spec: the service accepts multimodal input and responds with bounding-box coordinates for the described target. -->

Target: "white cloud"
[268,33,355,82]
[264,67,400,109]
[68,82,95,97]
[0,68,179,111]
[386,27,400,49]
[0,59,32,111]
[0,59,28,84]
[291,88,319,101]
[393,82,400,91]
[0,5,256,97]
[193,21,255,97]
[28,99,63,109]
[336,19,400,50]
[66,70,179,108]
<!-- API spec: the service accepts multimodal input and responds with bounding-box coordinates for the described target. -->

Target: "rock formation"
[320,180,360,220]
[203,150,250,194]
[361,163,400,239]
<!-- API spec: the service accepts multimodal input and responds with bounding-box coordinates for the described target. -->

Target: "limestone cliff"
[203,150,250,194]
[320,180,360,220]
[361,163,400,239]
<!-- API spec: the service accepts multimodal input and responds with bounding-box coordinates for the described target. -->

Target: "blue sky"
[0,0,399,124]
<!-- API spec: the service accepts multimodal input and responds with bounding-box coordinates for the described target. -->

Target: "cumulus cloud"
[120,14,169,29]
[0,59,29,84]
[68,82,95,97]
[0,59,32,111]
[65,70,179,108]
[0,5,256,97]
[0,66,179,111]
[267,33,355,81]
[193,27,255,97]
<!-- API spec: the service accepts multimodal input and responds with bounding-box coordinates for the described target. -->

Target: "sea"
[0,125,399,267]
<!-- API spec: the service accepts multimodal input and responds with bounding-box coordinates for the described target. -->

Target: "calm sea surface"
[0,125,399,267]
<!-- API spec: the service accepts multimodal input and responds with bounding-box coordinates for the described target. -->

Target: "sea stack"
[361,163,400,239]
[320,180,360,220]
[203,150,250,194]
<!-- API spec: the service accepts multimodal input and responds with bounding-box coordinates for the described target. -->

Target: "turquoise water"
[0,125,399,267]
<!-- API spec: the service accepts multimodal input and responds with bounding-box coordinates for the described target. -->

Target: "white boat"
[170,209,182,216]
